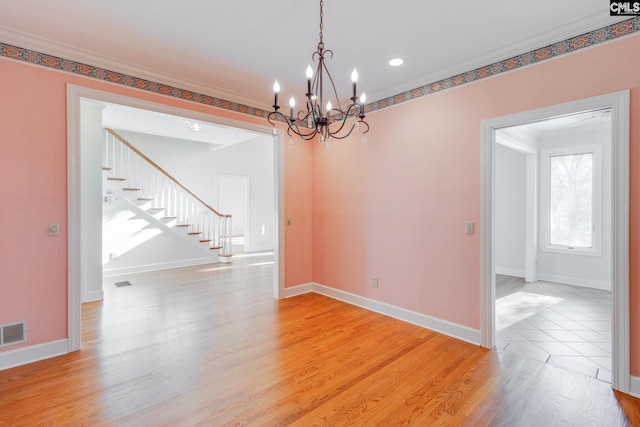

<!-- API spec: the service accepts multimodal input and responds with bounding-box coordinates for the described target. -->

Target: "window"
[541,145,601,255]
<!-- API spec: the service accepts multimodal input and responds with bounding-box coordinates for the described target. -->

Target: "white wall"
[537,128,612,290]
[217,175,247,236]
[81,101,105,301]
[102,191,212,276]
[117,131,275,252]
[495,144,527,277]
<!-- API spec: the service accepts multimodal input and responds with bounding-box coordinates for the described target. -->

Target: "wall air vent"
[0,321,27,347]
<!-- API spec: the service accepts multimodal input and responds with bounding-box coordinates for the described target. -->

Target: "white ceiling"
[99,101,265,148]
[498,108,612,146]
[0,1,627,111]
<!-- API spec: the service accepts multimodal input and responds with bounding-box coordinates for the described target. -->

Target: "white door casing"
[480,90,630,393]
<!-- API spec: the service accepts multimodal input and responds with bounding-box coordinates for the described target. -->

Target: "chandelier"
[268,0,369,144]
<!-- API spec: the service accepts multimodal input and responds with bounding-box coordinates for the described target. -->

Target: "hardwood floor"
[1,256,639,426]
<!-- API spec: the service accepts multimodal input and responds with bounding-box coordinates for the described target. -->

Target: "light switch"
[465,221,474,235]
[286,216,292,225]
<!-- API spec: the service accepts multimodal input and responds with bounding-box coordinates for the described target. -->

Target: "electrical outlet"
[372,276,379,288]
[48,223,59,236]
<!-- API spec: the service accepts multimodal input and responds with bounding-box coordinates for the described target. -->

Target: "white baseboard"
[536,273,611,291]
[102,257,215,277]
[283,282,314,298]
[83,289,104,302]
[246,245,274,253]
[495,267,525,278]
[630,375,640,398]
[284,282,481,345]
[0,339,68,371]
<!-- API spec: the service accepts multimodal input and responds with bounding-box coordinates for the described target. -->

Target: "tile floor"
[495,276,612,383]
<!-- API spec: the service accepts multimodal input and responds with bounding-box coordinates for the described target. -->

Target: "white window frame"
[540,144,602,256]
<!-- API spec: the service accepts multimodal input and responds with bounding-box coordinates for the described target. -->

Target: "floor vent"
[0,321,27,347]
[115,281,132,287]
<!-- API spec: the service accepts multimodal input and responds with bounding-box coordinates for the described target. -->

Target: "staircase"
[103,128,233,263]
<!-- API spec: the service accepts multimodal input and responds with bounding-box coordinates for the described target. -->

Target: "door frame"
[66,85,285,352]
[480,90,630,393]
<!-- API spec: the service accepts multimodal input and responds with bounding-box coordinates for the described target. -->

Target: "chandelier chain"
[319,0,324,44]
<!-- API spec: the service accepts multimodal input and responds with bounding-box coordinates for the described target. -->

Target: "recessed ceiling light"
[389,58,404,67]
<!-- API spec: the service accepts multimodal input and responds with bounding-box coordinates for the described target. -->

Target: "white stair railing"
[103,128,232,260]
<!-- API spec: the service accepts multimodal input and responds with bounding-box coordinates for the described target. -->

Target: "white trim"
[611,90,631,394]
[367,14,630,102]
[630,376,640,399]
[539,144,603,256]
[281,282,481,344]
[84,290,104,303]
[274,130,285,300]
[481,90,630,393]
[313,284,481,345]
[535,273,610,291]
[495,268,525,278]
[67,86,82,352]
[283,283,314,298]
[102,257,216,277]
[0,27,266,110]
[0,339,68,371]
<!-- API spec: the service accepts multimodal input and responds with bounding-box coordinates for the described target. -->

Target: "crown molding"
[2,17,637,117]
[0,25,263,109]
[369,13,631,103]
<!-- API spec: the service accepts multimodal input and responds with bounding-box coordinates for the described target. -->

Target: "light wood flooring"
[1,256,639,426]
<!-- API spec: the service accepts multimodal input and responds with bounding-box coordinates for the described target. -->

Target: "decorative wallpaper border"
[1,18,638,118]
[367,17,640,113]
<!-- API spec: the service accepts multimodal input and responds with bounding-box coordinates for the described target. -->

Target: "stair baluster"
[103,128,232,262]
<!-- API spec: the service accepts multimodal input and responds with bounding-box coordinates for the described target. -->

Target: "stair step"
[122,187,140,191]
[188,232,201,235]
[163,216,177,220]
[137,197,154,201]
[176,224,190,228]
[107,177,126,181]
[102,167,112,171]
[147,207,165,210]
[199,239,212,243]
[210,246,222,250]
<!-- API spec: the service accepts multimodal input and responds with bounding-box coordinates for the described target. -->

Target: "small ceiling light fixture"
[389,58,404,67]
[190,121,202,131]
[268,0,369,145]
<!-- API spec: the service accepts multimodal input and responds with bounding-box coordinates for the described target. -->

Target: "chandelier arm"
[325,109,355,139]
[359,120,370,134]
[267,110,288,127]
[268,110,320,141]
[269,0,371,143]
[315,54,341,115]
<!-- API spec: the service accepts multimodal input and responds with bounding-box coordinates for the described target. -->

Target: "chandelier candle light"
[268,0,369,145]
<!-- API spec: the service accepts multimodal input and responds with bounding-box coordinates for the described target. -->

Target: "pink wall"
[0,33,638,376]
[312,34,640,373]
[284,141,314,286]
[0,59,313,353]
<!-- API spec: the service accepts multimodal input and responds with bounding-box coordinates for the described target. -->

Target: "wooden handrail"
[105,128,230,219]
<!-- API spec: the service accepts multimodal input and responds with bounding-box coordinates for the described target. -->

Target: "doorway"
[67,85,285,353]
[494,111,612,381]
[480,91,630,393]
[217,174,250,253]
